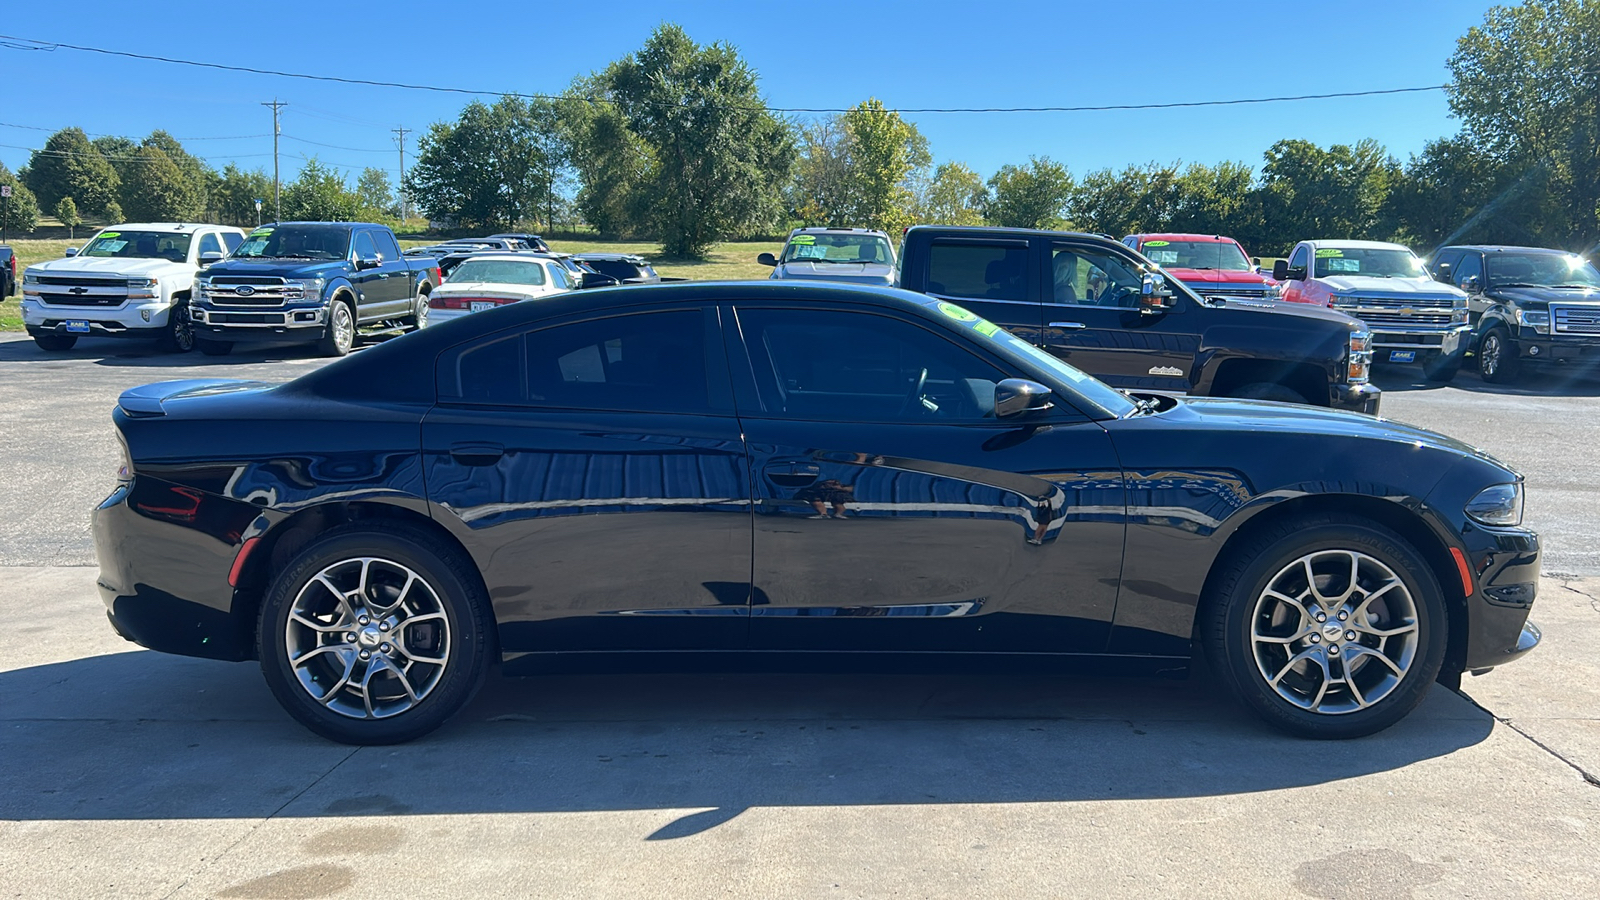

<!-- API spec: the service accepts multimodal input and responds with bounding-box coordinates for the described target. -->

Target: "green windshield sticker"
[937,301,979,322]
[249,228,274,237]
[1315,248,1344,258]
[97,232,120,240]
[789,235,815,244]
[974,320,1001,337]
[1144,240,1169,247]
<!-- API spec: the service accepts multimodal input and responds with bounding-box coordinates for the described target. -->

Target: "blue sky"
[1,0,1499,193]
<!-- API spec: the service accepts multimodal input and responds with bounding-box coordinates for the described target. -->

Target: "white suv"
[21,223,246,353]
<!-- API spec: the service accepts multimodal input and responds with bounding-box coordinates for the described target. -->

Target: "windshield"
[919,298,1139,419]
[1140,239,1251,271]
[1486,252,1600,289]
[1313,247,1426,279]
[783,233,893,265]
[448,259,547,286]
[79,231,192,262]
[232,225,352,260]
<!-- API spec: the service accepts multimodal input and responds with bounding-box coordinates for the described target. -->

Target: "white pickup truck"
[21,222,246,353]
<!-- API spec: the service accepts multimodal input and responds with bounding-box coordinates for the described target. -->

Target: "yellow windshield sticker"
[974,320,1001,337]
[789,235,815,244]
[1315,248,1344,258]
[937,301,979,322]
[98,232,121,239]
[1144,240,1169,247]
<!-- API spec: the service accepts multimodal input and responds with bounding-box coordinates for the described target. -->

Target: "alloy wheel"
[1480,332,1502,377]
[284,557,452,720]
[333,303,354,353]
[1249,549,1419,715]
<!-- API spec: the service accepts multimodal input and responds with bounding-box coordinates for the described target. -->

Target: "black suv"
[1430,245,1600,383]
[897,226,1380,413]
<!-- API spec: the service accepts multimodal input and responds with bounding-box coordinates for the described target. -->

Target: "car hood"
[1204,294,1364,328]
[773,261,896,284]
[1167,268,1274,286]
[1488,285,1600,309]
[205,259,348,279]
[1320,275,1463,299]
[29,256,191,277]
[1174,395,1505,466]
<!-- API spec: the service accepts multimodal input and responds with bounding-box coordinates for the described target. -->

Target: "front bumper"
[1329,382,1382,415]
[191,303,327,344]
[1368,326,1470,363]
[1458,524,1541,672]
[21,297,175,339]
[1508,328,1600,364]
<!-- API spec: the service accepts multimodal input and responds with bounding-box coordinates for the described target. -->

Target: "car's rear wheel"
[1233,382,1308,404]
[1202,514,1446,739]
[257,525,490,744]
[1478,327,1519,383]
[33,334,77,352]
[318,299,355,357]
[196,338,233,356]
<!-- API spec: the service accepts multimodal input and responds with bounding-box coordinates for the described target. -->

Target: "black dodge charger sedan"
[94,282,1541,744]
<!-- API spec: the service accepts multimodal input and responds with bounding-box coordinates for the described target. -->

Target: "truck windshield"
[232,225,352,260]
[1313,248,1426,279]
[1140,240,1252,271]
[783,233,893,264]
[1486,253,1600,289]
[79,231,192,262]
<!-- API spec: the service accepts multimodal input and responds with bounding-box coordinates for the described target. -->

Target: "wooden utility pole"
[392,126,411,221]
[261,100,287,222]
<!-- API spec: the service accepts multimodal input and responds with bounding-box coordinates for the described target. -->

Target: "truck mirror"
[355,255,382,271]
[1434,261,1452,283]
[1272,260,1289,281]
[65,247,79,257]
[757,252,778,267]
[1461,275,1481,294]
[199,251,224,265]
[1139,273,1176,315]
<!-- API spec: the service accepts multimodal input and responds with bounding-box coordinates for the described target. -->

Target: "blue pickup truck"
[191,222,440,357]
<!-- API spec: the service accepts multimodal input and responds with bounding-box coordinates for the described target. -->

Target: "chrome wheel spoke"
[315,653,358,706]
[291,643,346,667]
[290,610,349,634]
[1345,643,1405,679]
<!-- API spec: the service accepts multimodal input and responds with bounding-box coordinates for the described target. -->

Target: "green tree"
[986,156,1073,229]
[916,162,988,225]
[1255,139,1399,253]
[55,196,80,239]
[406,96,568,230]
[603,24,796,256]
[104,200,123,225]
[120,146,204,222]
[141,131,216,216]
[91,135,139,188]
[1448,0,1600,246]
[355,167,397,218]
[839,98,929,232]
[0,162,42,233]
[281,158,360,222]
[25,128,119,215]
[565,78,652,237]
[787,118,851,226]
[213,165,273,227]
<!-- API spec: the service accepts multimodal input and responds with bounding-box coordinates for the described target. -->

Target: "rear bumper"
[1329,382,1382,415]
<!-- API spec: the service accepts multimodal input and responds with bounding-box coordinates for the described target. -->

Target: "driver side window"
[1048,245,1144,308]
[1289,245,1310,275]
[353,231,380,261]
[1453,253,1482,288]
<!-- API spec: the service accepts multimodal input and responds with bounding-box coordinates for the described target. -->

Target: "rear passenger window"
[526,310,711,414]
[926,241,1029,302]
[222,232,244,252]
[454,334,524,404]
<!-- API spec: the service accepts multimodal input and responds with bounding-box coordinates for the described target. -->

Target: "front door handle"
[1048,321,1087,329]
[764,462,821,488]
[449,441,505,466]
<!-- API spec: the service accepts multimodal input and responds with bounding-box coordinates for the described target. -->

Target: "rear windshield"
[448,259,547,286]
[232,225,352,260]
[80,230,192,262]
[1140,239,1251,271]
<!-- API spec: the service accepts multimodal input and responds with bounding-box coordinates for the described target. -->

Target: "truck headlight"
[22,272,40,296]
[193,280,207,301]
[283,277,325,301]
[1265,282,1283,299]
[1515,309,1549,334]
[1465,483,1523,527]
[127,277,159,299]
[1452,306,1470,324]
[1347,331,1371,384]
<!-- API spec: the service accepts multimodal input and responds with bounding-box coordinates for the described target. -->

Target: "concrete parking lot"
[2,333,1597,898]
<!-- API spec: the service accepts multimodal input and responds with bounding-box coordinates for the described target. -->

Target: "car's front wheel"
[1203,514,1446,739]
[1478,326,1519,383]
[33,334,77,352]
[257,525,491,744]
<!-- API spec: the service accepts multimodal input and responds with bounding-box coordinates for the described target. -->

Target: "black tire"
[1477,326,1519,383]
[407,291,430,332]
[257,524,491,745]
[1233,382,1309,405]
[1422,351,1462,383]
[318,298,356,357]
[196,338,233,357]
[156,304,195,353]
[1201,513,1447,739]
[33,334,78,352]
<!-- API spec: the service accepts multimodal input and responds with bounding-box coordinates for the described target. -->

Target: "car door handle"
[377,272,391,278]
[1048,321,1087,329]
[763,462,821,488]
[449,442,505,466]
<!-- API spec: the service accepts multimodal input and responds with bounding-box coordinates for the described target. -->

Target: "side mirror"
[582,272,620,289]
[1461,274,1482,294]
[1433,261,1452,284]
[355,255,382,271]
[1251,256,1261,266]
[199,251,224,265]
[1272,260,1290,281]
[64,247,79,257]
[994,378,1054,418]
[1138,272,1176,315]
[757,252,778,267]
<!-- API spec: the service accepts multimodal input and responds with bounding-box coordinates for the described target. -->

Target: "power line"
[281,134,389,153]
[0,32,1450,115]
[0,119,267,141]
[0,141,273,162]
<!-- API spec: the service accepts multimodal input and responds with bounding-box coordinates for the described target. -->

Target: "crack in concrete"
[1556,579,1600,618]
[1453,688,1600,790]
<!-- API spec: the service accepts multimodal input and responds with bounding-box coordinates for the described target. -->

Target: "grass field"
[0,238,782,332]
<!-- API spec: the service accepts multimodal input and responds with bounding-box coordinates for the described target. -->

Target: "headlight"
[128,277,159,299]
[1265,282,1283,299]
[284,277,325,301]
[1465,483,1523,527]
[23,272,39,285]
[1515,309,1550,334]
[115,443,132,485]
[193,280,207,301]
[1452,306,1470,324]
[1347,331,1372,384]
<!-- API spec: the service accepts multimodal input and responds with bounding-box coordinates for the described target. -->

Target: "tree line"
[2,1,1595,259]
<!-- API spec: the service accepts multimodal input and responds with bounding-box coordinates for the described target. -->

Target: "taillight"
[430,296,510,310]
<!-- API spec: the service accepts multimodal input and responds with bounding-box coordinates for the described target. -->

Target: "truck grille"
[35,275,130,307]
[205,276,293,307]
[1552,306,1600,334]
[1332,295,1455,329]
[1198,285,1272,298]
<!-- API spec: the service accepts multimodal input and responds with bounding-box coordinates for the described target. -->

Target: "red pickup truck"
[1122,233,1280,301]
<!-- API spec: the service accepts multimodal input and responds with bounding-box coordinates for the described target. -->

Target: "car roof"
[789,227,889,238]
[1303,239,1411,251]
[1126,233,1241,243]
[94,223,244,233]
[1440,244,1575,255]
[905,225,1135,255]
[571,252,647,262]
[447,253,553,263]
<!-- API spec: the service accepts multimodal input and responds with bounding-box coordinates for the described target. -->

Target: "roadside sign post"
[254,198,263,228]
[1,183,10,244]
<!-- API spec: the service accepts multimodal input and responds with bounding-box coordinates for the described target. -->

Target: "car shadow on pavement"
[1372,363,1600,397]
[0,335,387,368]
[0,649,1495,834]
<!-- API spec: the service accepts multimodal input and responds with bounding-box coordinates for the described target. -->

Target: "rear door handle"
[1048,321,1087,329]
[449,442,505,466]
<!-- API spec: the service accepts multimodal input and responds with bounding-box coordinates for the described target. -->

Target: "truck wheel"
[1422,352,1462,383]
[318,299,356,357]
[33,335,78,352]
[157,305,194,353]
[196,338,233,357]
[1201,513,1447,739]
[1233,382,1308,405]
[407,292,429,332]
[256,524,491,744]
[1477,327,1519,384]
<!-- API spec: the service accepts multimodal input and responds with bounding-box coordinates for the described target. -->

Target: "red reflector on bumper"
[229,536,261,587]
[1449,546,1474,598]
